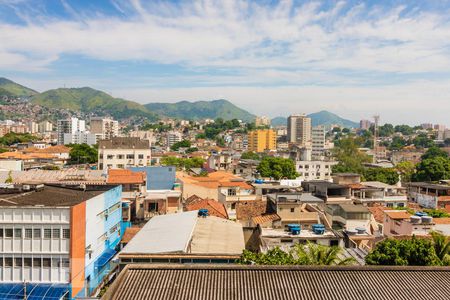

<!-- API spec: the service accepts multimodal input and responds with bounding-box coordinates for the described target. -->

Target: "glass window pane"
[44,229,51,238]
[24,258,32,267]
[33,228,41,238]
[4,257,12,267]
[14,228,22,238]
[25,229,32,239]
[63,229,70,239]
[42,258,51,268]
[5,229,12,238]
[33,258,41,267]
[52,229,60,239]
[14,258,22,267]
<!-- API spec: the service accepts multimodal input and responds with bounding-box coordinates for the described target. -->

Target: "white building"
[287,114,311,146]
[57,118,86,145]
[296,160,337,181]
[38,121,53,133]
[98,137,151,170]
[90,117,119,140]
[311,126,325,160]
[63,131,97,146]
[27,121,39,134]
[166,131,183,149]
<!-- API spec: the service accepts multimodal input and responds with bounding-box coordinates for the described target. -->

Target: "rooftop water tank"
[346,229,358,236]
[198,209,209,217]
[415,212,428,217]
[255,179,264,184]
[421,216,433,224]
[291,228,301,235]
[355,227,366,235]
[410,215,421,224]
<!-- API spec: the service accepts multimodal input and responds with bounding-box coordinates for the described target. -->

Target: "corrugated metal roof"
[103,264,450,300]
[120,211,198,254]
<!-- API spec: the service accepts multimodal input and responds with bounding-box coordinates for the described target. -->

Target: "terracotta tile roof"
[121,227,141,244]
[186,199,228,219]
[252,213,281,225]
[368,206,389,223]
[107,169,146,184]
[38,145,70,153]
[384,210,412,220]
[179,171,253,190]
[236,201,268,221]
[433,218,450,225]
[185,195,203,206]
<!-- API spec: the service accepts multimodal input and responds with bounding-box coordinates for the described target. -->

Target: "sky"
[1,0,450,126]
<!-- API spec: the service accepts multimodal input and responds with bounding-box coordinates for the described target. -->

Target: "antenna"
[373,115,380,163]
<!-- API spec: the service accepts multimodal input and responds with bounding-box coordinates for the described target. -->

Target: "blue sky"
[1,0,450,125]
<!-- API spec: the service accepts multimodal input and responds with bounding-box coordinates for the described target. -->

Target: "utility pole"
[373,115,380,163]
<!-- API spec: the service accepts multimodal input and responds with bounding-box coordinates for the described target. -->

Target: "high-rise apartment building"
[57,118,86,145]
[38,121,53,133]
[166,131,183,149]
[255,116,270,127]
[359,119,372,130]
[90,117,119,140]
[287,114,311,146]
[311,126,326,160]
[248,129,277,152]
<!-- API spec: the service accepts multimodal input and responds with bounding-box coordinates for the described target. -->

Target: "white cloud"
[0,0,450,74]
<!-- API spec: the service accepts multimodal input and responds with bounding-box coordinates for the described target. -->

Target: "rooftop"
[185,199,228,219]
[99,137,150,149]
[103,264,450,300]
[107,169,146,184]
[0,185,112,207]
[261,227,335,238]
[384,210,412,220]
[120,211,244,256]
[408,182,450,190]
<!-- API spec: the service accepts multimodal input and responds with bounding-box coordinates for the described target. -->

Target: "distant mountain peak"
[0,77,38,97]
[271,111,358,128]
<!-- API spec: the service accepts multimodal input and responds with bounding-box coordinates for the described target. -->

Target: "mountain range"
[271,111,358,128]
[0,77,358,127]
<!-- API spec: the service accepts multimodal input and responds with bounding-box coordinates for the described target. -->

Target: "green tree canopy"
[363,168,399,185]
[257,157,298,180]
[240,151,260,160]
[332,137,371,174]
[421,146,448,160]
[170,140,191,151]
[365,236,443,266]
[0,132,39,146]
[413,156,450,182]
[395,161,416,183]
[160,156,205,170]
[68,143,98,164]
[237,243,355,266]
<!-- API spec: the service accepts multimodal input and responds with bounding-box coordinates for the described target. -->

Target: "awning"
[95,248,117,269]
[0,283,69,300]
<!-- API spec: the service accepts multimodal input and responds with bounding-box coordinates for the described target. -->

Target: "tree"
[424,209,450,218]
[395,161,416,183]
[378,124,395,137]
[68,143,98,164]
[241,151,260,160]
[394,125,414,135]
[430,231,450,266]
[365,237,441,266]
[237,243,355,266]
[0,132,39,146]
[363,168,399,185]
[170,140,191,151]
[257,157,298,180]
[292,243,355,266]
[413,134,435,148]
[160,156,205,170]
[5,171,13,184]
[413,156,450,182]
[332,137,371,174]
[421,146,448,160]
[389,136,408,150]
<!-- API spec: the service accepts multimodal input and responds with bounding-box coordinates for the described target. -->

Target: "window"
[138,154,144,159]
[117,164,124,168]
[4,257,12,267]
[290,208,295,213]
[24,258,32,267]
[52,229,60,238]
[117,154,124,159]
[227,189,236,196]
[42,258,51,268]
[25,228,32,239]
[14,228,22,238]
[0,228,3,238]
[61,258,69,268]
[63,229,70,239]
[44,229,51,239]
[14,258,22,267]
[107,155,114,159]
[5,228,13,238]
[99,154,103,159]
[34,228,41,238]
[33,258,41,267]
[126,154,134,159]
[52,258,60,267]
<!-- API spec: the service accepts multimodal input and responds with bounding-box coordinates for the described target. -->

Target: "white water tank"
[421,216,433,224]
[410,216,422,224]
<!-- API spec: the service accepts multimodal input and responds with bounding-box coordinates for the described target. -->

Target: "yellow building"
[248,129,277,152]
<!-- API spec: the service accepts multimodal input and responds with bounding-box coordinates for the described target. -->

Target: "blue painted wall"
[129,166,176,190]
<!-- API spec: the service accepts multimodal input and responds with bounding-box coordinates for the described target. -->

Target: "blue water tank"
[198,209,209,217]
[291,228,301,235]
[415,212,427,217]
[255,179,264,184]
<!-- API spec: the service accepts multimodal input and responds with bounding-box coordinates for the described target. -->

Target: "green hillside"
[0,77,38,98]
[145,99,255,122]
[271,111,358,128]
[308,110,358,128]
[31,87,157,121]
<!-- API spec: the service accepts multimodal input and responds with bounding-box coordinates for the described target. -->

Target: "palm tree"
[430,231,450,265]
[292,242,356,266]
